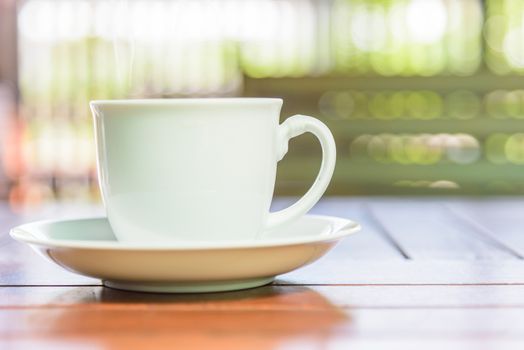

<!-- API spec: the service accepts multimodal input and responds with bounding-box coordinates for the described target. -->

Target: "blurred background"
[1,0,524,210]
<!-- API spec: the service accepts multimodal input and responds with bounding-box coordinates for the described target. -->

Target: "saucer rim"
[10,214,360,251]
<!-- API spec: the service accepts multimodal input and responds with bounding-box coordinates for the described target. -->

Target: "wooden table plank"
[3,335,524,350]
[366,199,519,260]
[4,285,524,308]
[449,199,524,257]
[309,198,405,260]
[280,260,524,285]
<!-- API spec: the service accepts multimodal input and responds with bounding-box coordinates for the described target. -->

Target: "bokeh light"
[349,133,482,165]
[4,0,524,203]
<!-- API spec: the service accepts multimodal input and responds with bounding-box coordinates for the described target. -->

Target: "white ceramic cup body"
[90,98,336,243]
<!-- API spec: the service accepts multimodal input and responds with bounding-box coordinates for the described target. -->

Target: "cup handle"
[265,115,336,229]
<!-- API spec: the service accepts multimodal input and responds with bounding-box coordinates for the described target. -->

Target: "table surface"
[3,197,524,349]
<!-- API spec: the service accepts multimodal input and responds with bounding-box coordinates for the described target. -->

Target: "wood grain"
[366,199,518,260]
[448,199,524,257]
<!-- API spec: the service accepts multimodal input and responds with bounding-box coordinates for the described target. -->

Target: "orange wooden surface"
[3,198,524,349]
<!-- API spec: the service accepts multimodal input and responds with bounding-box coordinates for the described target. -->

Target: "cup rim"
[90,98,283,107]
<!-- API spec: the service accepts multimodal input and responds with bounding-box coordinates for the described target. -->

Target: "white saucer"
[10,215,360,293]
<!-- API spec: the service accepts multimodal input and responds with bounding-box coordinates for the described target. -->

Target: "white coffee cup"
[90,98,336,243]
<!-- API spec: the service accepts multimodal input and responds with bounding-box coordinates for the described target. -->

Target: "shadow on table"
[95,283,320,303]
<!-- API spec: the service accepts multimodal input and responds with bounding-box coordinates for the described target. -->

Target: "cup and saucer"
[10,98,361,293]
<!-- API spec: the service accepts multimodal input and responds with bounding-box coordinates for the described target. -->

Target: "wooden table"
[2,197,524,349]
